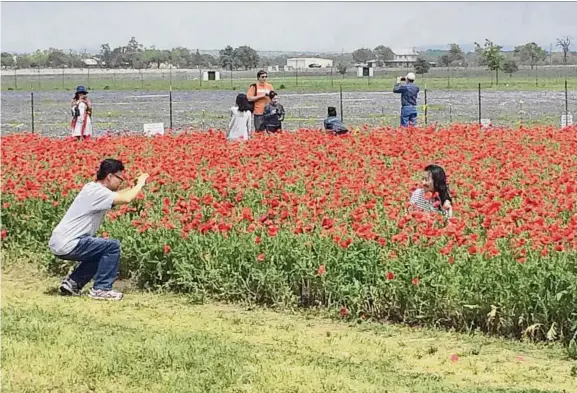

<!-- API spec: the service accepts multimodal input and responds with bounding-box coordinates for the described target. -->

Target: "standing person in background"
[393,72,420,128]
[260,91,285,133]
[227,93,253,141]
[247,70,274,132]
[70,86,93,140]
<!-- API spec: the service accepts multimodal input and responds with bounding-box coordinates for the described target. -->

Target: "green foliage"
[352,48,374,63]
[337,63,347,76]
[1,52,15,68]
[514,43,547,69]
[503,59,519,76]
[475,39,505,85]
[414,58,430,75]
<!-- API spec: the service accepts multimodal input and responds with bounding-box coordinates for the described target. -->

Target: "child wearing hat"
[71,86,93,140]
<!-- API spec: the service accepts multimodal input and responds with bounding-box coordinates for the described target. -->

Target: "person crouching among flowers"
[409,164,453,218]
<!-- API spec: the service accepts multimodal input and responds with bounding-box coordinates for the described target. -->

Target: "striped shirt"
[410,188,452,218]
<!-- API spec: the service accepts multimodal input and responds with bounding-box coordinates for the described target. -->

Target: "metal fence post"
[340,84,344,122]
[565,79,569,125]
[31,92,35,134]
[295,67,299,87]
[169,87,173,130]
[478,83,482,127]
[424,86,428,125]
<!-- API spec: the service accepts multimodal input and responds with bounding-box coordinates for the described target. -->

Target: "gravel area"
[2,89,575,136]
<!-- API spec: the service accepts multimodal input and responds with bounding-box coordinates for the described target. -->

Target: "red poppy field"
[2,125,576,343]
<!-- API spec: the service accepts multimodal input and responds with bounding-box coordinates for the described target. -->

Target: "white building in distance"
[385,48,419,67]
[286,57,333,69]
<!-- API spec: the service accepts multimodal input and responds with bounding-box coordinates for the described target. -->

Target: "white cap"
[406,72,416,81]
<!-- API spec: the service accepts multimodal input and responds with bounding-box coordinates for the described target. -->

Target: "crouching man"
[49,158,149,300]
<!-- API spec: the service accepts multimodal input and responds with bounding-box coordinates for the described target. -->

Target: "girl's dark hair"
[424,164,452,205]
[96,158,125,180]
[236,94,251,112]
[74,92,80,100]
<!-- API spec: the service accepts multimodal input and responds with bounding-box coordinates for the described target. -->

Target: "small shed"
[267,65,280,72]
[356,65,374,77]
[202,70,220,81]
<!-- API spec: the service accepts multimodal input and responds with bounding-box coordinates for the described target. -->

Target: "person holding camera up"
[393,72,420,127]
[247,70,274,132]
[49,159,150,301]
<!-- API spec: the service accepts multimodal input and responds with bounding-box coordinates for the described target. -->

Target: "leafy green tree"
[1,52,15,68]
[514,42,546,69]
[337,63,347,78]
[475,39,505,85]
[373,45,394,63]
[219,45,235,70]
[46,48,69,67]
[233,46,259,70]
[352,48,374,63]
[15,55,31,69]
[413,58,430,75]
[503,59,519,77]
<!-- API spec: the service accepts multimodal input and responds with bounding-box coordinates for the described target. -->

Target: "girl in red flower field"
[410,164,453,218]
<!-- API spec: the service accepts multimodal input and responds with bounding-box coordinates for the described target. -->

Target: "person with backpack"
[70,86,93,140]
[260,91,285,133]
[247,70,273,132]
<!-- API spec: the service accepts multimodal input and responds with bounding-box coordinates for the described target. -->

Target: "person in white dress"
[227,94,252,142]
[70,86,93,140]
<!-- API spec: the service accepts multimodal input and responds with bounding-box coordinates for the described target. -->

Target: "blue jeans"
[401,106,418,127]
[55,236,121,291]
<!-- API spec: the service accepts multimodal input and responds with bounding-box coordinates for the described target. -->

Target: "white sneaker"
[88,288,123,301]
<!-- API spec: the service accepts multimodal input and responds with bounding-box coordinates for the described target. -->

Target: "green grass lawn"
[3,75,576,93]
[2,256,576,393]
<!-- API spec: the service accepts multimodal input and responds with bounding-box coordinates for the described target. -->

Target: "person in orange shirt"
[247,70,274,132]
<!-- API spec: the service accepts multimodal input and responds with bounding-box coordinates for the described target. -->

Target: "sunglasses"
[112,173,124,183]
[260,75,268,78]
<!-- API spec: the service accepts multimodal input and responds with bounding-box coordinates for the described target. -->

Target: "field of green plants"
[1,125,576,346]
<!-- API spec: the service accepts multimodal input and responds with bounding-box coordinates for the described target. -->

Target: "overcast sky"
[1,1,576,53]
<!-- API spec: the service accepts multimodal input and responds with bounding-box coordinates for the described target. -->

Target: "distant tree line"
[1,37,574,73]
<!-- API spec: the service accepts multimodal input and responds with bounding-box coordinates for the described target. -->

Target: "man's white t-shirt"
[49,182,117,255]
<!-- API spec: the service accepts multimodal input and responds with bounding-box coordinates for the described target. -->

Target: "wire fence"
[2,65,577,91]
[1,67,576,136]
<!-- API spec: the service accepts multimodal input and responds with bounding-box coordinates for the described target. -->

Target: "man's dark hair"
[257,70,267,78]
[327,106,337,117]
[96,158,125,180]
